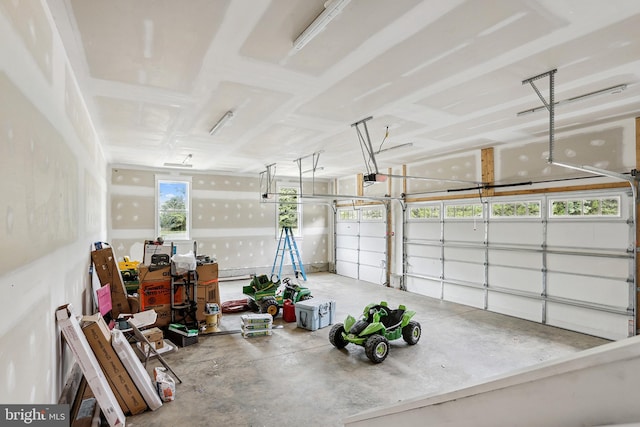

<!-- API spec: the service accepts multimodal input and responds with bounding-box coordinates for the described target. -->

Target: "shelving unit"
[170,263,198,328]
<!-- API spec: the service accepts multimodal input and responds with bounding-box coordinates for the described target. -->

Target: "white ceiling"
[46,0,640,179]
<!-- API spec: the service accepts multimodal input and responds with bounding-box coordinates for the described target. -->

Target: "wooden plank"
[405,182,629,204]
[481,147,495,197]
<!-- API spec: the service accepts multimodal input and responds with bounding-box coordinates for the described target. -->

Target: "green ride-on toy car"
[329,301,421,363]
[243,274,312,319]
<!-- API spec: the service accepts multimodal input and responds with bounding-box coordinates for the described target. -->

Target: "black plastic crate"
[165,328,199,347]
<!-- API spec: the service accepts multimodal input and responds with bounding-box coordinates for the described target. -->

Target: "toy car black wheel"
[247,298,259,312]
[364,334,389,363]
[260,298,280,319]
[402,320,421,345]
[329,323,348,349]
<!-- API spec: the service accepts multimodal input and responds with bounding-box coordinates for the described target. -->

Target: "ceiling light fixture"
[209,110,234,135]
[163,153,193,168]
[517,84,627,116]
[293,0,351,51]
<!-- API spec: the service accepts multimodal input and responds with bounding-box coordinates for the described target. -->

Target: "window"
[338,210,358,221]
[361,207,384,221]
[409,205,441,220]
[278,185,301,233]
[156,177,191,240]
[491,201,541,218]
[444,203,483,218]
[550,196,620,217]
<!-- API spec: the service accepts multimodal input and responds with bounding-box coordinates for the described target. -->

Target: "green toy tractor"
[329,301,421,363]
[243,275,312,319]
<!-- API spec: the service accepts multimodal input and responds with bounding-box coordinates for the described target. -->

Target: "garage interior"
[2,1,640,426]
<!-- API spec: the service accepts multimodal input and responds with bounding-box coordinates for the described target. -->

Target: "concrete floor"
[126,272,608,427]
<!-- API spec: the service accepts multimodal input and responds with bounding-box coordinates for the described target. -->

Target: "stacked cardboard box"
[81,314,148,415]
[240,313,273,338]
[56,306,126,427]
[137,265,184,327]
[91,248,130,317]
[196,263,220,322]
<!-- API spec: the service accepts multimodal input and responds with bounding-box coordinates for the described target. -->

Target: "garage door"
[336,206,387,284]
[404,190,634,340]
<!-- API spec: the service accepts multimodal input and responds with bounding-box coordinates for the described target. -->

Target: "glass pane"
[568,200,582,216]
[159,181,188,239]
[602,198,619,216]
[528,202,540,216]
[583,199,600,215]
[552,201,567,216]
[279,188,298,228]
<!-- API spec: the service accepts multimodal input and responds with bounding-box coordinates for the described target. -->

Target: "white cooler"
[295,299,335,331]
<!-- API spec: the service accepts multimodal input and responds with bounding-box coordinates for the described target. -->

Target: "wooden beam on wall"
[481,147,495,197]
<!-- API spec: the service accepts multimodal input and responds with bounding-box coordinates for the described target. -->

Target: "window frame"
[549,195,621,218]
[276,182,302,237]
[155,175,192,241]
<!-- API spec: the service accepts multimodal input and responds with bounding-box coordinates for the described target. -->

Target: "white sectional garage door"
[336,206,387,284]
[404,190,634,340]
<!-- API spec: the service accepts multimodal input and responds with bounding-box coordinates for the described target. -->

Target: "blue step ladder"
[271,227,307,281]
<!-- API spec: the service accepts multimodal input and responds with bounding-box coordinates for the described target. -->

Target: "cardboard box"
[139,280,184,308]
[196,263,218,284]
[56,305,126,427]
[91,248,130,317]
[196,281,220,322]
[111,329,163,411]
[82,314,147,415]
[143,243,173,265]
[142,327,163,343]
[144,304,172,327]
[138,265,172,283]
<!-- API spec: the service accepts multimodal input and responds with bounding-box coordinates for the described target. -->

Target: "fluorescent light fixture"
[375,142,414,155]
[517,84,627,116]
[163,163,193,168]
[293,0,351,51]
[163,154,193,168]
[209,110,234,135]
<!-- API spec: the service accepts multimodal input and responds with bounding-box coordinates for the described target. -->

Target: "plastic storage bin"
[295,299,335,331]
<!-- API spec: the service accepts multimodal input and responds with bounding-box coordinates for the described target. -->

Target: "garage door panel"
[444,246,484,263]
[407,257,441,277]
[444,223,484,243]
[360,222,385,236]
[406,222,441,240]
[488,222,543,245]
[336,260,358,279]
[546,253,629,277]
[336,222,358,236]
[406,243,440,258]
[488,249,541,269]
[487,292,541,322]
[336,247,357,262]
[547,221,629,250]
[360,236,385,250]
[406,276,441,299]
[336,235,358,250]
[360,250,384,267]
[546,302,628,340]
[443,283,484,308]
[488,266,542,294]
[445,261,484,283]
[547,273,629,307]
[359,264,384,284]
